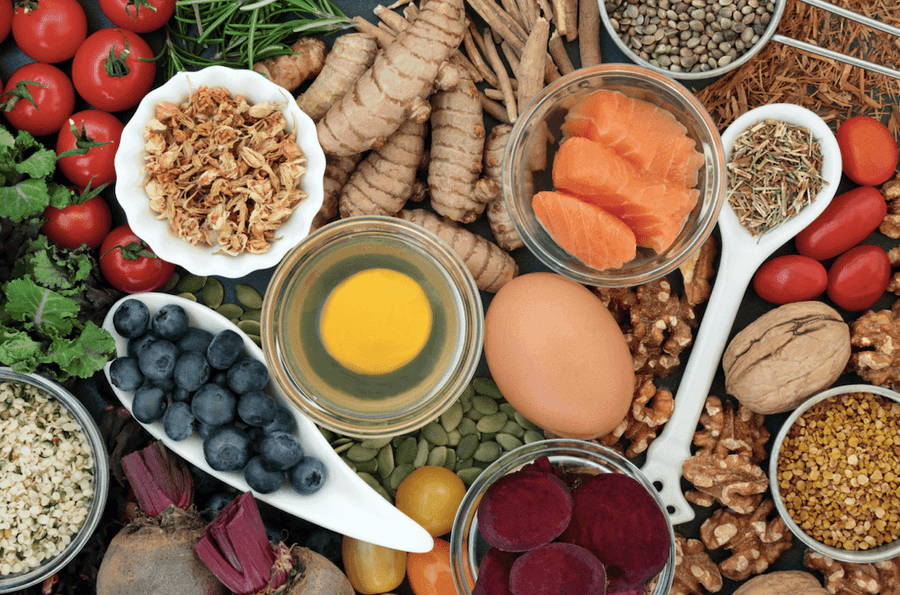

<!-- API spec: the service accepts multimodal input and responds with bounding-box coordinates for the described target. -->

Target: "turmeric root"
[253,37,327,92]
[483,124,525,251]
[311,154,364,231]
[296,33,378,122]
[398,209,518,292]
[317,0,467,156]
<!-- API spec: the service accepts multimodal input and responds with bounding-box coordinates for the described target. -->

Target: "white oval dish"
[101,292,433,553]
[114,65,326,278]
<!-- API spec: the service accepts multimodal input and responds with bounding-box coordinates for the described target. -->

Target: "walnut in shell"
[733,571,829,595]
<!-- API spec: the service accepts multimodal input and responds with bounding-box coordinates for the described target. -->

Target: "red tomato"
[99,225,175,293]
[753,255,828,305]
[795,186,887,261]
[56,110,124,188]
[836,116,899,186]
[827,244,891,312]
[2,62,75,137]
[406,538,455,595]
[0,0,13,44]
[99,0,175,33]
[12,0,87,63]
[42,192,112,250]
[71,28,156,112]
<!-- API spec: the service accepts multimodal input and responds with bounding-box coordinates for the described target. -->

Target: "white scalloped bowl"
[114,66,326,278]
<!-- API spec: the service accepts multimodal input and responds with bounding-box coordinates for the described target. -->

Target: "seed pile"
[164,273,264,347]
[777,392,900,550]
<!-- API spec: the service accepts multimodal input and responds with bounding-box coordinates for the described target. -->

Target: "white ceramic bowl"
[101,293,433,553]
[114,66,326,278]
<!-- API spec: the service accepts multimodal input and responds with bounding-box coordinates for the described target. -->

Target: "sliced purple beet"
[477,469,574,552]
[520,455,561,478]
[561,473,670,593]
[473,547,519,595]
[509,542,606,595]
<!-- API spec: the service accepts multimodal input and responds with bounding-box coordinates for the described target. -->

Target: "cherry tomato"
[753,255,828,305]
[836,115,899,186]
[341,536,407,595]
[407,538,456,595]
[72,28,156,113]
[0,0,13,44]
[12,0,87,63]
[2,62,75,137]
[826,244,891,312]
[42,190,112,250]
[57,110,123,188]
[795,186,887,261]
[395,466,467,537]
[99,224,175,293]
[99,0,175,33]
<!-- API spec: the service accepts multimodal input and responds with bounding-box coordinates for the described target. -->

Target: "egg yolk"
[318,268,432,375]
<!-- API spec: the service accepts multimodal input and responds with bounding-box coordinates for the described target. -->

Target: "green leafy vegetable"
[0,124,73,222]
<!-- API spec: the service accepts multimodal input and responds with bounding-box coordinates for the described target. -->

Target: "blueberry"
[109,357,143,392]
[244,456,285,494]
[174,351,211,392]
[145,375,176,395]
[227,358,270,394]
[151,304,190,341]
[304,528,342,564]
[205,492,236,516]
[288,456,326,495]
[192,383,237,426]
[246,426,264,449]
[210,371,229,387]
[237,391,278,427]
[132,385,167,423]
[262,404,296,435]
[163,402,195,441]
[259,431,304,470]
[173,386,193,403]
[204,425,252,472]
[177,327,214,353]
[138,339,179,382]
[127,333,159,359]
[113,300,150,338]
[197,421,217,440]
[207,329,244,370]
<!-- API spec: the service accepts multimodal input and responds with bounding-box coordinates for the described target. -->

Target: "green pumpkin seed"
[392,436,406,447]
[499,403,517,417]
[201,278,225,309]
[395,436,418,466]
[501,420,525,438]
[427,446,448,467]
[515,411,542,432]
[230,318,241,326]
[333,441,354,455]
[386,463,414,491]
[248,334,262,347]
[241,308,262,322]
[360,437,392,450]
[457,467,484,486]
[467,408,485,422]
[440,402,463,433]
[238,319,261,336]
[340,455,356,472]
[331,437,353,447]
[443,448,457,471]
[235,284,263,309]
[318,427,335,442]
[177,292,198,302]
[458,418,478,436]
[346,444,378,462]
[357,472,381,491]
[472,395,498,416]
[160,271,180,293]
[481,432,496,442]
[177,274,207,294]
[422,422,448,446]
[412,438,430,468]
[459,383,475,405]
[377,445,395,478]
[446,429,461,447]
[496,433,524,451]
[476,412,508,434]
[457,434,479,461]
[474,441,502,463]
[216,303,244,320]
[473,378,503,400]
[374,484,393,502]
[523,430,544,444]
[355,458,378,473]
[457,457,473,469]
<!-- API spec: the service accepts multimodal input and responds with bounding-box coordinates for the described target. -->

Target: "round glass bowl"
[770,384,900,563]
[262,216,484,439]
[450,438,676,595]
[503,64,726,287]
[0,368,110,593]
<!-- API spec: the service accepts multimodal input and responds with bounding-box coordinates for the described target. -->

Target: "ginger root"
[253,37,327,92]
[483,124,525,251]
[398,208,518,292]
[296,33,378,122]
[311,154,364,231]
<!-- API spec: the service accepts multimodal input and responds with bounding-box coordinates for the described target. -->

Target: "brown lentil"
[776,392,900,550]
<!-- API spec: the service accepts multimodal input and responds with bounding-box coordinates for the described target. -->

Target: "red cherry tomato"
[71,28,156,112]
[99,224,175,293]
[12,0,87,63]
[826,244,891,312]
[99,0,175,33]
[753,254,828,305]
[795,186,887,261]
[836,116,899,186]
[42,191,112,250]
[2,62,75,137]
[406,538,456,595]
[56,110,124,188]
[0,0,13,44]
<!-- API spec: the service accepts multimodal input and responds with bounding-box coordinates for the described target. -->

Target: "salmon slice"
[552,136,699,253]
[561,89,704,188]
[532,190,637,270]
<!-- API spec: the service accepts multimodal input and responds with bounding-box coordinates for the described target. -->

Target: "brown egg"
[484,272,634,439]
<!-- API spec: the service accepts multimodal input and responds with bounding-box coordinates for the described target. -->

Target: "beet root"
[561,473,670,593]
[478,470,573,552]
[508,542,606,595]
[473,547,520,595]
[272,545,355,595]
[96,507,227,595]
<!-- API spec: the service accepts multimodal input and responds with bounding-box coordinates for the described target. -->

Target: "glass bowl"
[770,384,900,564]
[262,216,484,439]
[503,64,726,287]
[450,438,676,595]
[0,368,110,593]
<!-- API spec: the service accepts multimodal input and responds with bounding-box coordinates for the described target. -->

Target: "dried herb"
[727,119,825,237]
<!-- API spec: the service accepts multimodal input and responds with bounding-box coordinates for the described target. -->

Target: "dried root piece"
[578,0,601,67]
[681,235,717,306]
[311,154,364,231]
[296,33,378,122]
[682,453,768,515]
[848,302,900,391]
[483,124,524,252]
[253,37,327,92]
[671,533,723,595]
[692,395,769,465]
[398,208,518,292]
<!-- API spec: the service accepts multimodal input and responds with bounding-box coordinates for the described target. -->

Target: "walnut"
[682,453,768,514]
[880,214,900,239]
[733,571,829,595]
[700,499,792,582]
[882,176,900,203]
[723,301,851,414]
[849,303,900,391]
[804,550,885,595]
[881,178,900,238]
[671,533,723,595]
[681,235,718,306]
[692,395,769,465]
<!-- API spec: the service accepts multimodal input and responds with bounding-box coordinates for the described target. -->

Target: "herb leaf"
[5,278,79,337]
[52,322,117,380]
[0,124,74,221]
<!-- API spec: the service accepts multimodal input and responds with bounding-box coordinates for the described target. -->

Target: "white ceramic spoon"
[640,104,843,525]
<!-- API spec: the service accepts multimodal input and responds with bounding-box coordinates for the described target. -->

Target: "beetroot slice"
[561,473,670,593]
[508,542,606,595]
[473,547,519,595]
[478,470,574,552]
[520,456,562,478]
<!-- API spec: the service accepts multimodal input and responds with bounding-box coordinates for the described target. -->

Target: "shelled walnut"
[681,235,718,305]
[671,533,723,595]
[849,300,900,391]
[803,550,899,595]
[692,395,769,465]
[683,453,768,514]
[880,177,900,239]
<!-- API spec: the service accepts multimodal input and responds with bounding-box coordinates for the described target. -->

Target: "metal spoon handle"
[772,34,900,81]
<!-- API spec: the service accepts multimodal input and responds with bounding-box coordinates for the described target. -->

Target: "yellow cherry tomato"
[395,466,467,537]
[407,537,456,595]
[341,536,407,594]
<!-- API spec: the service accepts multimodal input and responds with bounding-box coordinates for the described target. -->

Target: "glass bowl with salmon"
[503,64,726,287]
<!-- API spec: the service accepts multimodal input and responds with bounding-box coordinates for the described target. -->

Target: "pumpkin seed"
[457,457,473,469]
[458,418,478,436]
[374,484,393,502]
[515,411,542,432]
[340,456,356,472]
[459,383,475,405]
[395,437,418,466]
[481,432,497,442]
[241,308,262,322]
[472,395,498,415]
[476,412,508,434]
[427,446,448,467]
[498,403,517,417]
[201,277,225,309]
[440,402,463,433]
[318,427,335,442]
[446,429,461,447]
[496,433,524,451]
[160,271,180,292]
[467,408,485,422]
[386,463,414,491]
[474,441,502,463]
[177,292,198,302]
[357,471,381,491]
[331,437,353,447]
[524,430,544,444]
[238,319,261,336]
[377,445,395,478]
[392,436,406,447]
[422,422,448,446]
[346,444,378,462]
[360,437,392,450]
[230,318,241,326]
[501,420,525,438]
[443,448,457,471]
[457,467,484,486]
[457,434,479,461]
[235,283,263,309]
[248,334,262,347]
[177,274,207,294]
[412,438,429,468]
[355,458,378,473]
[216,303,244,320]
[473,377,503,400]
[333,441,354,455]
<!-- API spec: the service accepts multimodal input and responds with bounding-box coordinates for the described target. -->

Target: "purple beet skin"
[509,542,607,595]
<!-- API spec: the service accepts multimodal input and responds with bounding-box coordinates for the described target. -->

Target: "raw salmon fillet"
[533,190,637,270]
[561,89,704,188]
[552,136,699,253]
